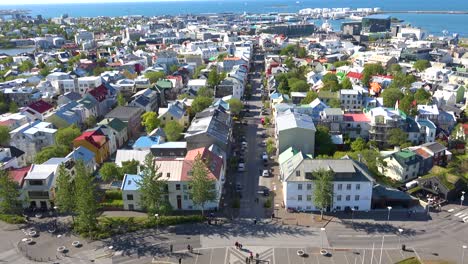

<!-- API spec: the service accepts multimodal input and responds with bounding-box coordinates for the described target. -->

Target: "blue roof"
[67,146,95,162]
[212,99,230,111]
[417,119,436,129]
[365,14,390,20]
[270,92,282,99]
[133,136,161,149]
[121,174,141,191]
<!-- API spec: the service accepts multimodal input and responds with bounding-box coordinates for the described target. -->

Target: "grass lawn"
[396,257,421,264]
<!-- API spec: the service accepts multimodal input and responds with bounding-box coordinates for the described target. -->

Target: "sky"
[0,0,194,5]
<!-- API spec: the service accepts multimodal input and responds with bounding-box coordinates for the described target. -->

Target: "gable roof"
[74,129,108,149]
[88,84,108,102]
[98,118,126,132]
[276,111,316,132]
[66,146,95,163]
[27,100,53,114]
[181,147,223,181]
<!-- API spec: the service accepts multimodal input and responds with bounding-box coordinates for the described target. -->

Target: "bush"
[100,190,124,209]
[0,214,26,224]
[264,197,272,208]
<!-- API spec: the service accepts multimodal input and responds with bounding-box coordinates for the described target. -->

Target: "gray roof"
[421,142,446,153]
[276,111,316,132]
[106,106,144,121]
[323,108,343,116]
[185,106,231,145]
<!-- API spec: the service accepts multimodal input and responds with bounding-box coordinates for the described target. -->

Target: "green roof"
[156,79,173,89]
[279,147,300,165]
[98,117,126,132]
[395,150,415,159]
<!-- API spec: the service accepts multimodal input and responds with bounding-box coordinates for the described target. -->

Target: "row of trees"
[35,125,81,163]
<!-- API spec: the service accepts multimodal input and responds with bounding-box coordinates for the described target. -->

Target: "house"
[216,76,244,99]
[187,79,207,92]
[417,105,439,124]
[415,117,437,144]
[290,92,307,105]
[185,106,232,152]
[22,100,54,121]
[150,142,187,158]
[416,168,465,201]
[132,136,164,151]
[77,76,102,95]
[121,147,225,211]
[319,108,344,134]
[275,111,316,156]
[342,112,371,139]
[66,146,96,173]
[420,142,449,166]
[0,147,25,170]
[379,149,421,182]
[45,101,83,129]
[279,152,374,212]
[364,107,407,147]
[105,106,144,139]
[9,121,57,164]
[115,149,150,166]
[57,92,82,106]
[129,88,159,112]
[73,129,110,164]
[97,118,128,150]
[86,84,113,117]
[340,89,363,111]
[158,101,189,128]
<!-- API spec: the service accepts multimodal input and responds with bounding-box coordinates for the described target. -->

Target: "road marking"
[287,248,291,264]
[209,248,213,264]
[344,252,351,264]
[385,249,394,263]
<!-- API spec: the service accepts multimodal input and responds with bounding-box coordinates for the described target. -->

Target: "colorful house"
[73,129,110,164]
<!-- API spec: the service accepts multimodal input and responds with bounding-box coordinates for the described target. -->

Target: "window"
[170,116,174,120]
[183,184,187,190]
[176,184,181,190]
[162,117,166,121]
[346,184,352,190]
[29,180,43,186]
[128,204,134,210]
[337,195,342,201]
[306,184,312,190]
[354,206,359,210]
[356,184,360,190]
[126,194,134,200]
[296,171,300,177]
[166,173,171,178]
[307,195,312,201]
[298,184,303,190]
[298,195,302,201]
[355,195,360,201]
[337,184,342,190]
[184,195,188,200]
[336,206,342,210]
[346,195,351,201]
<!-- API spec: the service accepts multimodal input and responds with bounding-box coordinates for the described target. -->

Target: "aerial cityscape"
[0,0,467,263]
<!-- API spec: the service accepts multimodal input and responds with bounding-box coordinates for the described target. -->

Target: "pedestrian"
[254,219,257,225]
[170,244,173,253]
[256,253,259,259]
[250,252,254,261]
[245,256,249,263]
[187,245,191,252]
[178,257,182,264]
[235,241,239,249]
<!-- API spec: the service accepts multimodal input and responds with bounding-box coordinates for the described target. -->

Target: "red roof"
[88,84,108,102]
[343,113,370,122]
[462,124,468,135]
[374,74,394,79]
[27,100,53,114]
[8,166,31,187]
[346,72,362,80]
[414,148,432,159]
[181,147,223,182]
[74,129,108,149]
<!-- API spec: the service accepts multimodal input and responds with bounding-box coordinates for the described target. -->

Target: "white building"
[378,149,420,182]
[279,152,374,211]
[187,79,207,92]
[77,76,102,95]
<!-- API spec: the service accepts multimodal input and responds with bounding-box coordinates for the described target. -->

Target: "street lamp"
[387,206,392,222]
[154,214,159,233]
[320,227,325,249]
[461,191,465,207]
[462,245,467,264]
[398,228,404,246]
[351,207,355,227]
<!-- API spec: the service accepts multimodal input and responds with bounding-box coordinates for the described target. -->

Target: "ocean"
[1,0,468,37]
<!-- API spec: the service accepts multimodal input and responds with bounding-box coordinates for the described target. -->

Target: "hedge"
[0,214,26,224]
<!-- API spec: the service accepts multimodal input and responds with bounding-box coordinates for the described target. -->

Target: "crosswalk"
[453,210,468,222]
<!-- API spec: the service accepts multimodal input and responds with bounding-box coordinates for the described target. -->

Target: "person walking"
[187,245,191,253]
[170,244,173,253]
[178,257,182,264]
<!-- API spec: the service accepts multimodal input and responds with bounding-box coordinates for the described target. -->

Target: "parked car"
[262,152,268,161]
[236,183,242,192]
[262,170,270,177]
[238,163,245,172]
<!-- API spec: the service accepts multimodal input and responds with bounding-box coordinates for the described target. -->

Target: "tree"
[0,170,22,215]
[414,88,431,104]
[188,153,217,216]
[413,60,431,72]
[289,79,309,92]
[341,77,353,89]
[8,101,18,113]
[169,64,179,73]
[56,126,81,150]
[207,68,220,88]
[227,98,243,116]
[164,121,184,141]
[117,92,126,106]
[84,116,97,129]
[322,80,341,92]
[388,72,416,89]
[137,153,167,216]
[54,164,75,219]
[389,63,402,74]
[39,67,50,77]
[144,71,166,84]
[312,169,334,220]
[266,138,276,156]
[351,137,367,152]
[18,60,34,72]
[388,128,409,147]
[328,98,341,108]
[297,47,308,58]
[141,112,161,133]
[192,65,206,79]
[74,161,99,236]
[362,63,385,87]
[197,86,214,98]
[300,90,318,104]
[315,125,336,156]
[192,96,213,114]
[99,162,121,182]
[0,125,10,146]
[382,88,404,107]
[121,159,139,175]
[35,145,69,163]
[322,73,338,83]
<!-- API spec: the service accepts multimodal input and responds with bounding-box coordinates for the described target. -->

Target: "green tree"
[341,77,353,89]
[322,80,342,92]
[84,116,97,129]
[55,125,81,150]
[388,72,416,89]
[300,90,318,104]
[141,112,161,133]
[8,101,18,113]
[312,169,334,220]
[54,164,75,219]
[413,60,431,72]
[322,73,338,83]
[99,162,121,182]
[315,125,336,156]
[328,98,341,108]
[35,145,69,163]
[192,65,206,79]
[388,128,409,147]
[18,60,34,72]
[266,138,276,156]
[227,98,243,116]
[284,56,295,69]
[279,44,297,56]
[169,64,179,73]
[389,63,402,74]
[351,137,367,152]
[117,92,126,106]
[197,86,214,98]
[207,68,220,88]
[289,79,309,92]
[414,88,431,104]
[382,88,404,107]
[0,125,10,146]
[188,153,217,216]
[144,71,166,84]
[192,96,213,114]
[164,121,184,141]
[39,67,50,77]
[137,153,167,216]
[121,159,139,175]
[362,63,385,87]
[399,92,418,116]
[333,61,349,68]
[0,170,22,215]
[74,161,99,236]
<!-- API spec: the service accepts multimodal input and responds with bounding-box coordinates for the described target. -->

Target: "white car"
[262,152,268,161]
[238,163,245,172]
[241,141,248,147]
[262,170,270,177]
